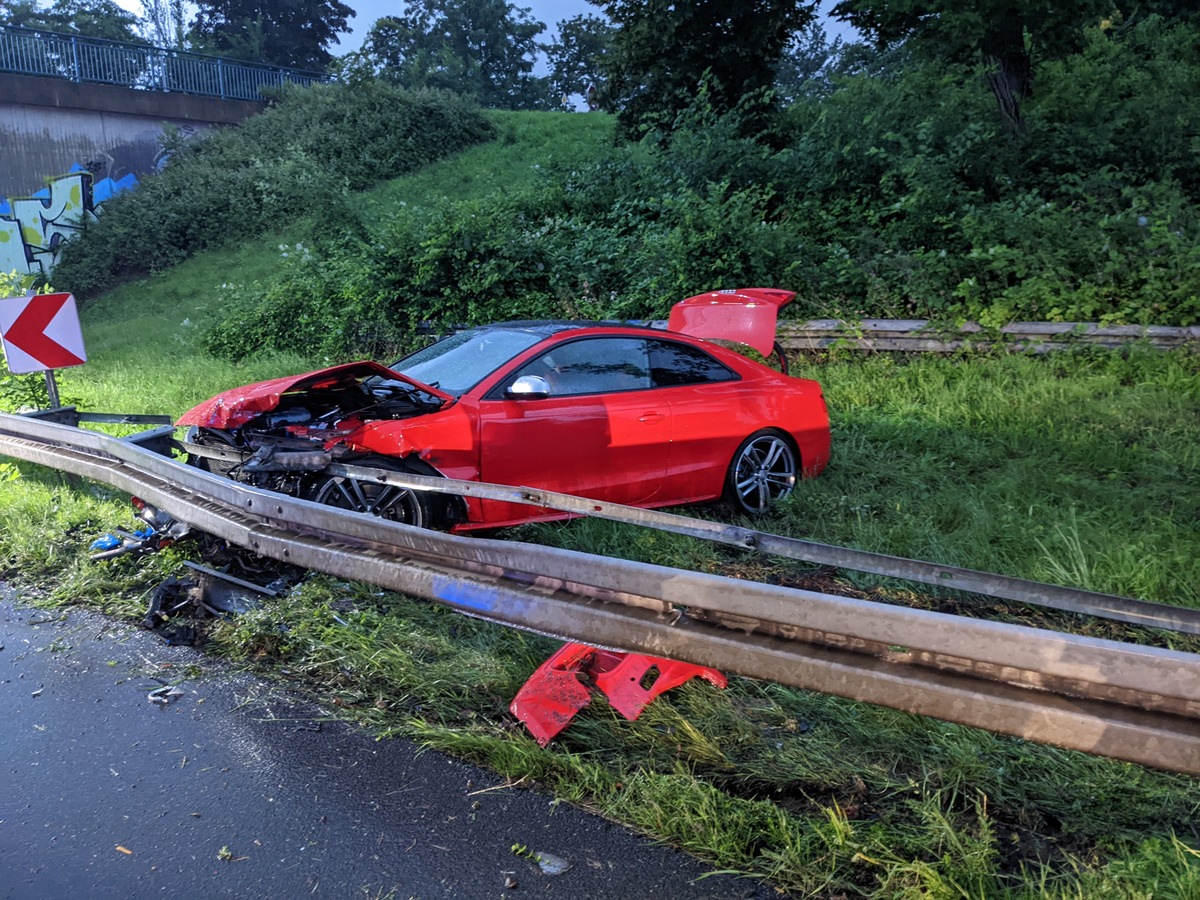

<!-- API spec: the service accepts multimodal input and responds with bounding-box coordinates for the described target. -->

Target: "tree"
[829,0,1115,128]
[1,0,143,42]
[189,0,353,69]
[775,19,845,103]
[593,0,818,138]
[362,0,547,109]
[139,0,188,48]
[545,13,613,102]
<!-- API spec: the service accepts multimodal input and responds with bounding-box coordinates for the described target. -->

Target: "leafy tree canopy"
[190,0,353,69]
[594,0,818,138]
[140,0,187,48]
[831,0,1110,124]
[775,19,845,103]
[1,0,143,42]
[829,0,1200,126]
[545,13,613,102]
[362,0,547,109]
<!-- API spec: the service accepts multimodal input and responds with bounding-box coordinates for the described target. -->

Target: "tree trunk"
[981,13,1030,132]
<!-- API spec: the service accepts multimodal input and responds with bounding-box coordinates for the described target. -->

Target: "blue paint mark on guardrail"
[432,575,503,614]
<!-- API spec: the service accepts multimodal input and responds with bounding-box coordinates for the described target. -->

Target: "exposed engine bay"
[181,366,453,526]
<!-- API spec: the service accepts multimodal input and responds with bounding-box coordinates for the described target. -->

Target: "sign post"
[0,292,88,409]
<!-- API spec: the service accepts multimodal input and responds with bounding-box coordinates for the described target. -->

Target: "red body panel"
[477,392,669,524]
[668,288,796,357]
[176,361,453,430]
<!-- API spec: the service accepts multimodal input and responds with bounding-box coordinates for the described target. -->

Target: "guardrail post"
[217,57,225,98]
[69,35,80,82]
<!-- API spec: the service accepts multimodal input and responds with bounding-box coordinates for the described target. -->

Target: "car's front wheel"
[725,430,798,516]
[305,459,433,529]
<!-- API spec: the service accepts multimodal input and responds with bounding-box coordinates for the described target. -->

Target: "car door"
[476,337,668,523]
[648,338,748,502]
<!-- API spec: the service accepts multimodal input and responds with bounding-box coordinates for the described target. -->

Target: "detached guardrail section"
[0,25,328,100]
[0,410,1197,775]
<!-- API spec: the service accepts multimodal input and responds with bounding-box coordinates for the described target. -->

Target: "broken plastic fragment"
[534,851,570,876]
[147,686,184,705]
[509,643,727,746]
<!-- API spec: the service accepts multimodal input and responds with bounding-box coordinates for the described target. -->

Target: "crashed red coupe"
[177,288,831,531]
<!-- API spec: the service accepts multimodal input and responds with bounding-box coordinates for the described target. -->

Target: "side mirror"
[505,374,550,399]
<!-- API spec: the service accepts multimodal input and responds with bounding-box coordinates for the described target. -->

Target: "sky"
[111,1,857,58]
[333,1,594,52]
[109,1,601,53]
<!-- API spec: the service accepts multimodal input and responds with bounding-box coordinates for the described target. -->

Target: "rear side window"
[649,340,738,387]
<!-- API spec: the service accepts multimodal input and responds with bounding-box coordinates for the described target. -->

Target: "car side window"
[514,338,651,396]
[649,339,738,387]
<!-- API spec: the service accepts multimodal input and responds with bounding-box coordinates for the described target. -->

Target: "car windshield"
[391,328,547,397]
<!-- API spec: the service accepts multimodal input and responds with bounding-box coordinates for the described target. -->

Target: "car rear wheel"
[306,459,432,529]
[725,430,797,516]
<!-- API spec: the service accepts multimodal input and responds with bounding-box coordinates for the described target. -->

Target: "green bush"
[202,16,1200,363]
[204,164,796,362]
[773,17,1200,324]
[53,81,493,299]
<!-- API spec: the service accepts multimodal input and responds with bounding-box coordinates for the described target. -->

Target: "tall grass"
[781,349,1200,608]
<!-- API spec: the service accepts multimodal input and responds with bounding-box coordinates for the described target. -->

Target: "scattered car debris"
[90,497,190,561]
[147,686,184,705]
[511,842,572,877]
[139,558,295,643]
[89,500,307,645]
[510,643,727,746]
[533,851,570,876]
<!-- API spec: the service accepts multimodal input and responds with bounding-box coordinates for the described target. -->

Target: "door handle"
[638,412,665,423]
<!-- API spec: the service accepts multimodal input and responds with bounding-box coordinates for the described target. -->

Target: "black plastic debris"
[140,549,302,645]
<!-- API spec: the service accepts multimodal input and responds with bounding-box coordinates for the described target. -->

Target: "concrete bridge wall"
[0,72,263,199]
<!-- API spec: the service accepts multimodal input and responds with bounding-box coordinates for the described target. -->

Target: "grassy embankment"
[2,110,1199,898]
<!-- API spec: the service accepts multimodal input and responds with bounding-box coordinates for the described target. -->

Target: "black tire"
[724,430,798,516]
[304,458,434,529]
[185,426,243,477]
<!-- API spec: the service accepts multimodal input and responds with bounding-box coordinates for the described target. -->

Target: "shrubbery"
[53,81,494,298]
[198,17,1199,362]
[777,16,1200,326]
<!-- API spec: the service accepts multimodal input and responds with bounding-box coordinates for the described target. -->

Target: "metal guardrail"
[0,25,328,101]
[310,460,1200,635]
[0,410,1198,775]
[778,319,1200,354]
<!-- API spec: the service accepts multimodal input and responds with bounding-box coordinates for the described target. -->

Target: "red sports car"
[177,289,831,531]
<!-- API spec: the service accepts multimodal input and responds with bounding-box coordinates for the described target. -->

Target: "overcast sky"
[108,0,849,66]
[109,1,598,52]
[334,1,594,52]
[111,1,855,57]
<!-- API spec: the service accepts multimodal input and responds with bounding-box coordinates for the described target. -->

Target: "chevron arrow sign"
[0,293,87,374]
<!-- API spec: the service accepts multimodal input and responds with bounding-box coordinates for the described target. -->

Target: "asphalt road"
[0,593,771,899]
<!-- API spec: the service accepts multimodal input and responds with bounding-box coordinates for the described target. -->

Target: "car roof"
[468,320,661,337]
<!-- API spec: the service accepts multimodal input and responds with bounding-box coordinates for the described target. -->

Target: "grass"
[3,109,1200,897]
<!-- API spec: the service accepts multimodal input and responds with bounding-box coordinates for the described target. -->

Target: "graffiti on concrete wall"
[0,167,137,280]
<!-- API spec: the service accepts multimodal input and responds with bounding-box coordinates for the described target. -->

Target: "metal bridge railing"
[0,25,328,101]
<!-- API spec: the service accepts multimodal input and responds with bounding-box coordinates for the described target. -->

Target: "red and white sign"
[0,292,87,374]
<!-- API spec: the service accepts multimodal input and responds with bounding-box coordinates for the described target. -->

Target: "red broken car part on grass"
[510,642,728,746]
